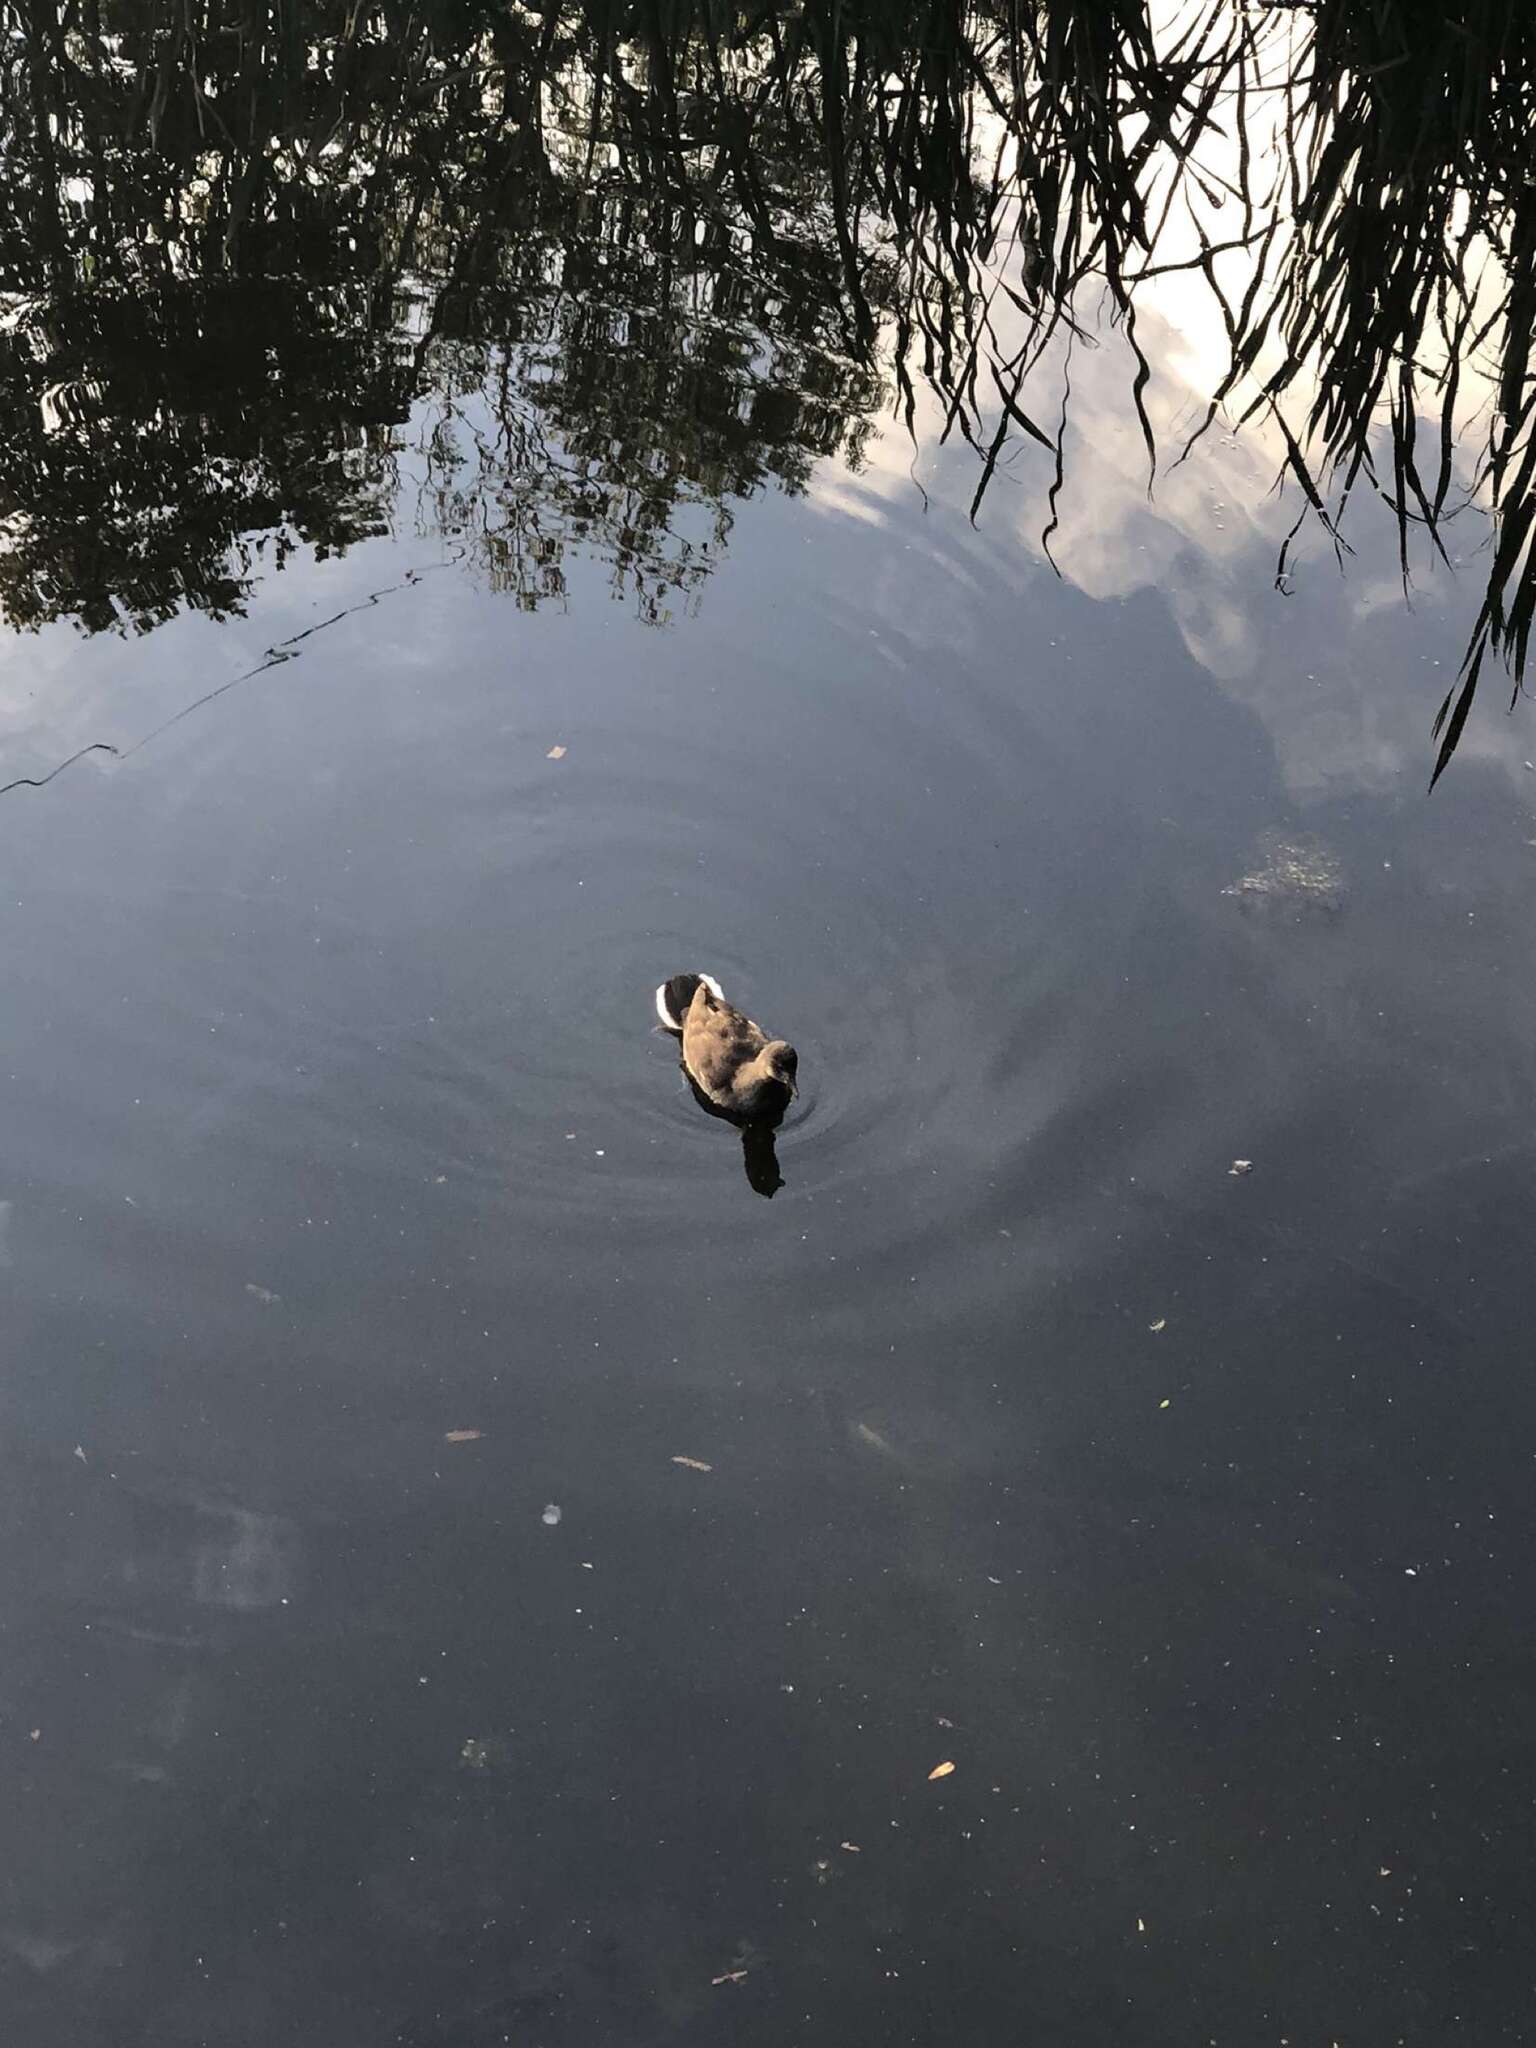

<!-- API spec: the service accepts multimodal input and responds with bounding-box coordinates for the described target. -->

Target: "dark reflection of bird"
[655,972,798,1198]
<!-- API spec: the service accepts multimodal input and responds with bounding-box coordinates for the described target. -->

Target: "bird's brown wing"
[682,987,768,1098]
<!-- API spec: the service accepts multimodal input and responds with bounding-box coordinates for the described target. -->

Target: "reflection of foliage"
[0,278,400,631]
[0,0,1532,770]
[1217,3,1536,783]
[0,0,888,636]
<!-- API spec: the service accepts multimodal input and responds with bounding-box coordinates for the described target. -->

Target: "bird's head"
[763,1040,798,1099]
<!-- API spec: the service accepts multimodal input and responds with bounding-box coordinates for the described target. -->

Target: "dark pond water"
[4,6,1536,2045]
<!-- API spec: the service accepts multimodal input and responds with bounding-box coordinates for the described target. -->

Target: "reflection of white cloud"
[805,2,1526,799]
[810,474,892,529]
[809,267,1526,800]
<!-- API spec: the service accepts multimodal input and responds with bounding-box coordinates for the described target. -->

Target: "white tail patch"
[655,972,726,1031]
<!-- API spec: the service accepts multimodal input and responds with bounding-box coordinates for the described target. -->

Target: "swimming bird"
[654,973,798,1122]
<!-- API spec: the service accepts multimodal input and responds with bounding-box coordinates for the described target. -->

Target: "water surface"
[3,8,1536,2045]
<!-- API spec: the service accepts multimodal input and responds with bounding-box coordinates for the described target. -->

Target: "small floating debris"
[444,1429,483,1444]
[1228,1159,1253,1177]
[927,1760,956,1781]
[245,1282,281,1304]
[546,744,567,761]
[73,1444,87,1464]
[1148,1317,1166,1333]
[541,1503,563,1527]
[1223,832,1344,916]
[671,1455,712,1473]
[711,1969,750,1987]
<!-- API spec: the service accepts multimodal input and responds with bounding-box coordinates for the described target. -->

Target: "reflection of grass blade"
[1430,645,1486,791]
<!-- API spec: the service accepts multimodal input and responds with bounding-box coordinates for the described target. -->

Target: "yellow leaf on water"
[928,1760,956,1781]
[671,1455,713,1472]
[444,1429,483,1443]
[546,744,567,760]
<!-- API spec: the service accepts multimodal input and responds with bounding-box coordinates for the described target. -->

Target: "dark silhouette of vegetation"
[0,0,1531,773]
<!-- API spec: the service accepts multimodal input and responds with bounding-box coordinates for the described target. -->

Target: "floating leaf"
[444,1429,483,1443]
[840,1841,861,1853]
[928,1760,956,1781]
[1149,1318,1166,1332]
[1158,1398,1172,1410]
[671,1455,713,1472]
[546,744,567,760]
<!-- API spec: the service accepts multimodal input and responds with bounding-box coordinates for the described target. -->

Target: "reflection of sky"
[3,205,1536,2045]
[815,288,1528,800]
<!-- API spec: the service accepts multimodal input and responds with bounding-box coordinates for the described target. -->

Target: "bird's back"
[683,985,770,1105]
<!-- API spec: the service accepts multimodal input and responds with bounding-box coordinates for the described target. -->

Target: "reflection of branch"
[0,742,119,797]
[0,565,450,806]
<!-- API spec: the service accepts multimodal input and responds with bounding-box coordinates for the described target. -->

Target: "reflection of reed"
[0,0,1531,771]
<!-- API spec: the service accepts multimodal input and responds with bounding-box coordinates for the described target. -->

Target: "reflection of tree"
[0,0,891,638]
[0,277,400,632]
[0,0,1532,772]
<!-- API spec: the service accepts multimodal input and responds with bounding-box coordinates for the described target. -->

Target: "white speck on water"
[542,1503,563,1527]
